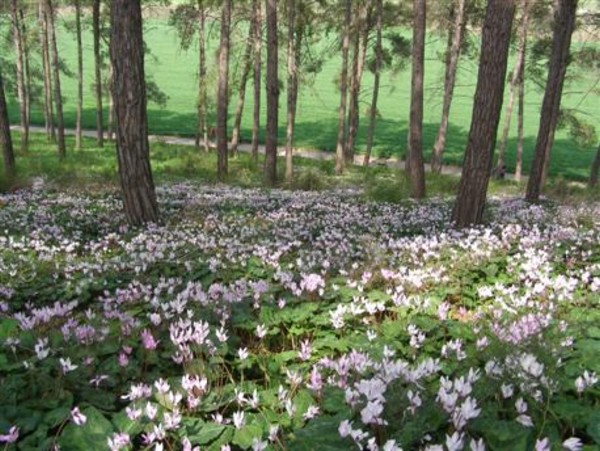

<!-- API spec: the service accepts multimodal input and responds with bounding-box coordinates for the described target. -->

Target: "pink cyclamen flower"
[141,329,158,350]
[0,426,19,443]
[71,407,87,426]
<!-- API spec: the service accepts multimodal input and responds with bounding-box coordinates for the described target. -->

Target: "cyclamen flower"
[562,437,583,451]
[575,371,598,393]
[233,411,245,429]
[298,339,312,361]
[252,438,268,451]
[107,432,130,451]
[535,438,551,451]
[255,324,267,339]
[71,407,87,426]
[60,357,78,374]
[446,432,464,451]
[238,347,249,361]
[141,329,158,350]
[0,426,19,443]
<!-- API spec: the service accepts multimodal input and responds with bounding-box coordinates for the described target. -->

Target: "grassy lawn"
[2,15,599,181]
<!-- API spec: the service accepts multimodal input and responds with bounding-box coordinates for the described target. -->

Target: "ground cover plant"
[1,177,599,450]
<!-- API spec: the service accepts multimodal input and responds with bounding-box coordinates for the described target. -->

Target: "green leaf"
[288,415,349,451]
[58,406,114,451]
[586,410,600,444]
[43,406,70,428]
[0,319,18,340]
[185,419,228,445]
[232,423,263,449]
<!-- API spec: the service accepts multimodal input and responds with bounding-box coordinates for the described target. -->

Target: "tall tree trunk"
[110,0,159,225]
[75,0,83,150]
[364,0,383,167]
[216,0,232,181]
[526,0,577,201]
[345,3,369,165]
[589,143,600,187]
[496,0,530,175]
[407,0,426,199]
[93,0,104,147]
[10,0,28,153]
[515,56,525,181]
[46,0,66,159]
[452,0,516,227]
[195,1,208,151]
[108,61,115,142]
[285,0,298,182]
[0,68,16,179]
[431,0,466,173]
[230,25,254,156]
[251,0,262,163]
[335,0,351,175]
[19,6,31,149]
[39,1,55,142]
[264,0,279,186]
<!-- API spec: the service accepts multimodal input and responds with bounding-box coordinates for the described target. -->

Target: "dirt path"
[15,125,470,176]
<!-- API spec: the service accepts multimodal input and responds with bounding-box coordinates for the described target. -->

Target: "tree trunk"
[230,25,254,156]
[515,56,525,182]
[216,0,232,181]
[345,3,369,165]
[431,0,466,173]
[75,0,83,150]
[195,1,208,151]
[496,0,530,176]
[452,0,516,227]
[39,1,55,142]
[251,0,262,163]
[10,0,28,153]
[110,0,159,225]
[364,0,383,167]
[46,0,66,160]
[108,61,115,141]
[264,0,279,186]
[526,0,577,201]
[0,68,16,179]
[335,0,351,175]
[285,0,298,182]
[589,144,600,187]
[19,6,31,150]
[407,0,426,199]
[93,0,104,147]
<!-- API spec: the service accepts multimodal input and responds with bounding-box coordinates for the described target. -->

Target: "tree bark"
[515,54,525,182]
[0,67,16,179]
[195,1,208,151]
[452,0,516,227]
[345,3,369,165]
[590,143,600,187]
[496,0,530,176]
[108,61,115,141]
[285,0,298,182]
[46,0,66,160]
[19,6,31,150]
[10,0,28,153]
[431,0,466,173]
[110,0,159,225]
[230,25,254,156]
[526,0,577,201]
[335,0,351,175]
[216,0,232,181]
[364,0,383,167]
[407,0,426,199]
[264,0,279,186]
[93,0,104,147]
[251,0,262,163]
[75,0,84,150]
[39,1,55,142]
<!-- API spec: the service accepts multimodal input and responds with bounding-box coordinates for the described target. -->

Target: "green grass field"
[3,13,599,181]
